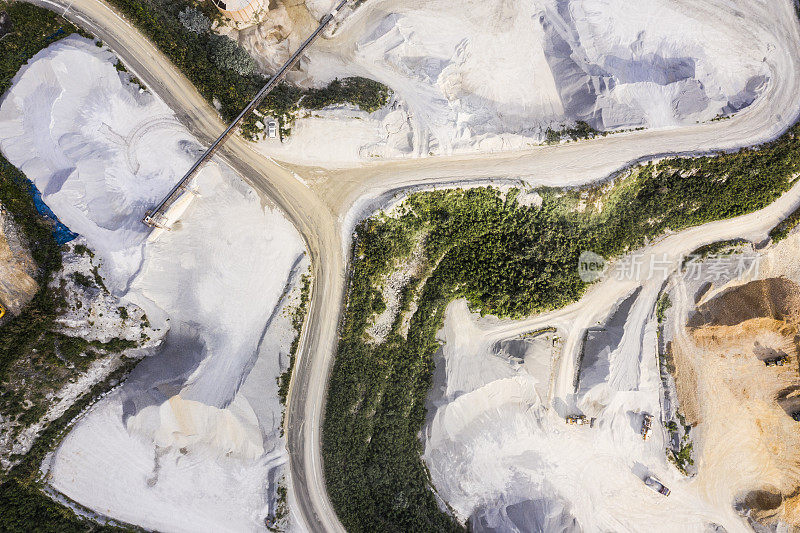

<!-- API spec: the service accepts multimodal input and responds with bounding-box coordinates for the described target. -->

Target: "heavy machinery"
[644,476,671,496]
[641,413,653,440]
[764,355,789,367]
[565,415,595,427]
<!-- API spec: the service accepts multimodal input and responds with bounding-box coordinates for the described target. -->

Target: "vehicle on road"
[641,413,653,440]
[644,476,671,496]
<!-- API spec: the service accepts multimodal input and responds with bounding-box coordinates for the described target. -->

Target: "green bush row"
[278,272,311,407]
[769,203,800,242]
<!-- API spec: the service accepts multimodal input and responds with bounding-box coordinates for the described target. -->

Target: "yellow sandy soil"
[0,208,38,315]
[674,278,800,525]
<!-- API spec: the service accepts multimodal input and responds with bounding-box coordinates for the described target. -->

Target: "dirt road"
[24,0,800,530]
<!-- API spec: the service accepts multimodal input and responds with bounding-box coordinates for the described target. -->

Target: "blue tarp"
[27,181,78,244]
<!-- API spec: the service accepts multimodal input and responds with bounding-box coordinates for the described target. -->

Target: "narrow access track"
[22,0,800,531]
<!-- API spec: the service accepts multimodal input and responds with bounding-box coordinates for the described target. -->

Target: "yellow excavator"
[0,303,6,320]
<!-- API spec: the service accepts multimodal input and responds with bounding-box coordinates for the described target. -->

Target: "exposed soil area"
[673,278,800,527]
[365,236,426,343]
[0,208,37,315]
[689,278,800,328]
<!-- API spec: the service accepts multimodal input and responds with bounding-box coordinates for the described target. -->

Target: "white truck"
[644,476,671,496]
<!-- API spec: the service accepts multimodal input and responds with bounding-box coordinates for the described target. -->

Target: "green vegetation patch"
[101,0,389,138]
[683,239,748,266]
[666,412,695,476]
[545,120,604,144]
[302,77,389,114]
[324,123,800,530]
[770,203,800,242]
[655,294,672,325]
[278,271,311,407]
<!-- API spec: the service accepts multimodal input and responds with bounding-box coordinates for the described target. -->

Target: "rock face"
[0,208,37,315]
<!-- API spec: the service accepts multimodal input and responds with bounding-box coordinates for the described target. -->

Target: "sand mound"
[263,0,785,163]
[471,495,583,533]
[0,36,191,294]
[689,278,800,327]
[735,488,783,523]
[0,37,307,531]
[126,395,265,460]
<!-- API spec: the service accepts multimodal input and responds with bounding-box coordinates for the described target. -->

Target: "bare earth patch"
[673,278,800,526]
[0,207,38,315]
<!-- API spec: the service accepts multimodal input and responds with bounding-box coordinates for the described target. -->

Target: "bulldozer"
[641,413,653,440]
[764,355,789,367]
[565,415,596,427]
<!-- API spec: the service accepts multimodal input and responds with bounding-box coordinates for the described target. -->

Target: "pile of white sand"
[0,36,306,532]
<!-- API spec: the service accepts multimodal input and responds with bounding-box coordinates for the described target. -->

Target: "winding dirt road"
[24,0,800,531]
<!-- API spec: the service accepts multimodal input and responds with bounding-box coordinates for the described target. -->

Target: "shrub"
[71,272,94,289]
[208,33,256,76]
[770,204,800,242]
[178,6,209,34]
